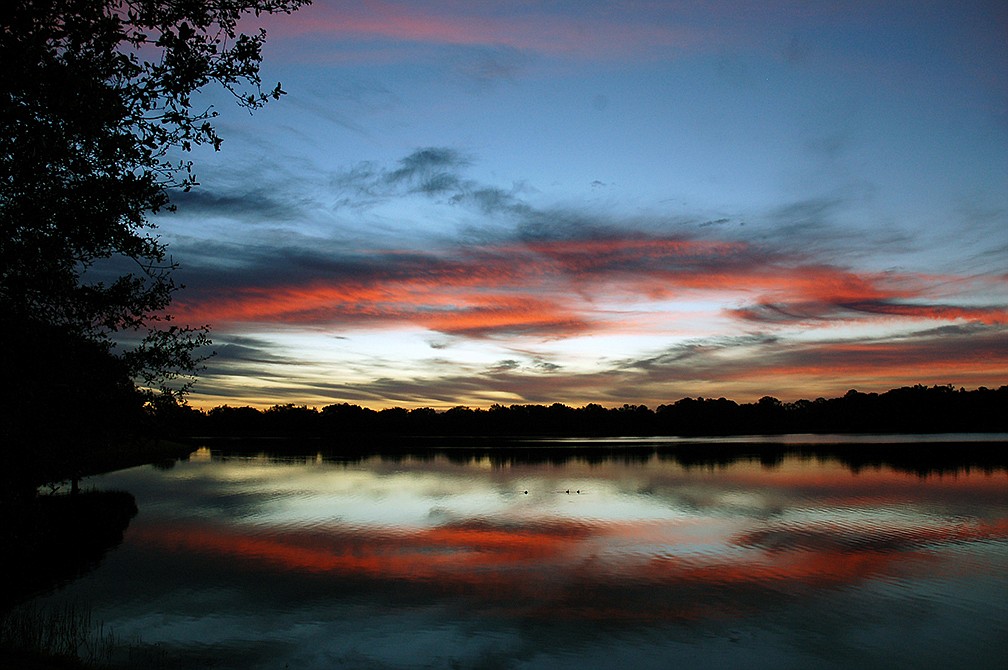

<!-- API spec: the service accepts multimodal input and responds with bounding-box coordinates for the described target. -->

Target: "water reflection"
[41,442,1008,669]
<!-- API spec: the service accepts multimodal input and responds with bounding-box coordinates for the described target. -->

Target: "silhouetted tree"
[2,320,146,498]
[264,403,319,435]
[319,403,379,435]
[1,0,308,486]
[178,385,1007,443]
[2,0,309,399]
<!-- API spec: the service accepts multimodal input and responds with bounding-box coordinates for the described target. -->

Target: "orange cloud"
[176,235,1005,343]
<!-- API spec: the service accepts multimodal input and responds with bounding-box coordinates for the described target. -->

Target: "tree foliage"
[1,0,309,492]
[0,0,308,403]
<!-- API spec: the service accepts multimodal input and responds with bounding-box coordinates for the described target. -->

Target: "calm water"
[36,438,1008,669]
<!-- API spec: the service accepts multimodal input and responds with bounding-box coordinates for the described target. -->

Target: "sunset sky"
[162,0,1008,409]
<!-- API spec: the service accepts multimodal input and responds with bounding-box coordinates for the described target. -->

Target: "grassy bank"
[0,440,194,669]
[0,602,114,669]
[0,490,144,668]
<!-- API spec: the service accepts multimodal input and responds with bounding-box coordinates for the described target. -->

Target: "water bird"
[524,490,528,494]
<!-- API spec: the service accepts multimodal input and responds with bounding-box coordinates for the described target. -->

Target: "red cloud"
[176,281,591,337]
[175,235,1005,341]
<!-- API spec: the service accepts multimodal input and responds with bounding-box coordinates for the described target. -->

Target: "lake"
[33,436,1008,669]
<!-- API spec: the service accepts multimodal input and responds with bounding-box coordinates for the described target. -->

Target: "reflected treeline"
[192,436,1008,477]
[164,384,1008,439]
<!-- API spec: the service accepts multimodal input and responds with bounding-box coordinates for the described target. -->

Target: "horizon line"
[179,382,1007,413]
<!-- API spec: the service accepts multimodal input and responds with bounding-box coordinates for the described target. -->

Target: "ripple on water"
[45,448,1008,670]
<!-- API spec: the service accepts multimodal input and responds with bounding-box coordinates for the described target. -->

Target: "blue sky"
[160,0,1008,408]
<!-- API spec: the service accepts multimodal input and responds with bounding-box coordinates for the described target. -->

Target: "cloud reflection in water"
[138,454,1006,608]
[66,449,1008,669]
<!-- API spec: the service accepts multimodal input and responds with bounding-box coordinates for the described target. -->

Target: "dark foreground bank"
[0,490,138,668]
[0,440,193,668]
[0,491,138,609]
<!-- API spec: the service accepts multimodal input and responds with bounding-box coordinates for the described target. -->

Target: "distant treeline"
[163,384,1008,438]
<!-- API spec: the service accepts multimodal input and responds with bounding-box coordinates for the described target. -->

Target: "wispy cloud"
[170,147,1008,407]
[173,228,1006,340]
[170,190,304,223]
[266,0,712,61]
[189,320,1008,409]
[170,148,1008,340]
[619,325,1008,383]
[385,147,470,193]
[733,298,1007,326]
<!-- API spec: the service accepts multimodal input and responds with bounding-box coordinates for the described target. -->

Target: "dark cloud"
[326,163,398,212]
[387,147,469,184]
[175,241,479,297]
[326,147,502,211]
[733,298,1007,326]
[743,192,913,261]
[778,327,1008,373]
[485,357,562,376]
[206,335,308,367]
[699,218,731,228]
[532,358,562,373]
[167,180,1006,342]
[284,79,400,138]
[188,335,322,401]
[179,146,923,272]
[170,189,305,223]
[447,45,530,86]
[489,359,520,373]
[112,318,307,404]
[768,196,844,232]
[611,326,1008,395]
[456,186,532,217]
[330,147,539,222]
[618,335,781,374]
